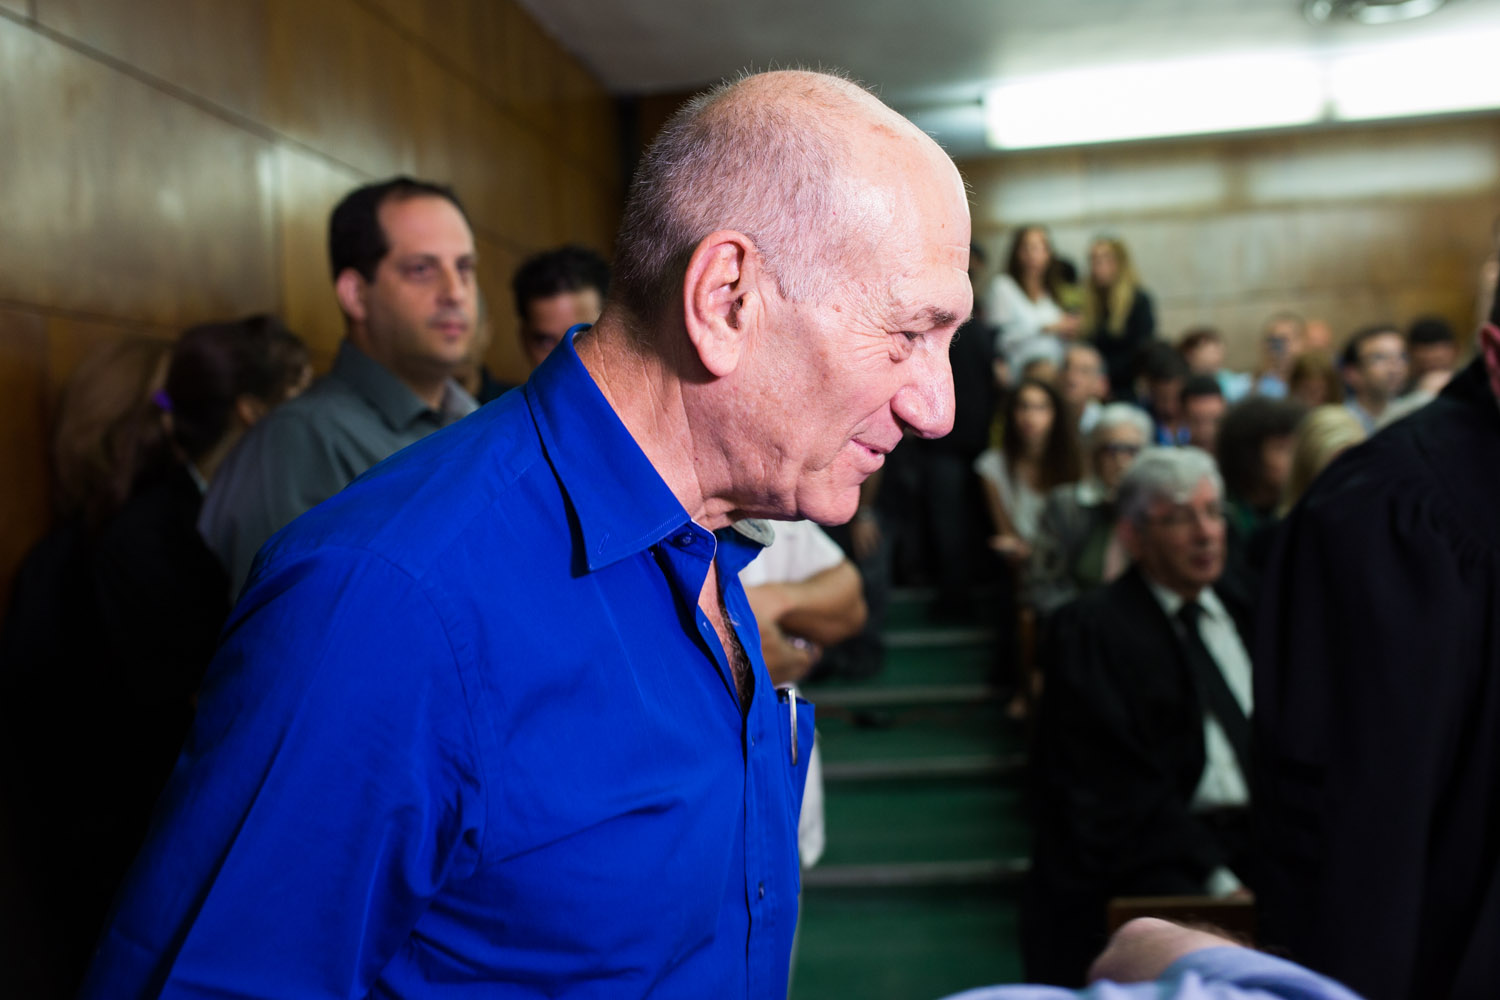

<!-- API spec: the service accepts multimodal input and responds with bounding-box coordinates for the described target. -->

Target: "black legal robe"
[1254,357,1500,1000]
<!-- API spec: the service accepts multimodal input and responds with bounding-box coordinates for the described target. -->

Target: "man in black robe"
[1253,277,1500,1000]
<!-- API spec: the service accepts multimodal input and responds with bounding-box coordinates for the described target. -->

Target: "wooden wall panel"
[0,18,278,327]
[476,236,527,385]
[0,309,50,613]
[0,0,624,651]
[266,0,421,176]
[962,116,1500,370]
[274,145,365,366]
[34,0,270,121]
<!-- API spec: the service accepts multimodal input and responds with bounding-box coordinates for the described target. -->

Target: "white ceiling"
[516,0,1500,157]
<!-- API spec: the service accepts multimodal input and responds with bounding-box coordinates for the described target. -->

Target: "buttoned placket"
[650,522,790,998]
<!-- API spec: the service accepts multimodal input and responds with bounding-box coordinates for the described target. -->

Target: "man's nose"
[437,264,468,305]
[893,345,956,440]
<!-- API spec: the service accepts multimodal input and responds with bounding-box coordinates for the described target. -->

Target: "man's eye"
[403,263,434,279]
[900,331,920,342]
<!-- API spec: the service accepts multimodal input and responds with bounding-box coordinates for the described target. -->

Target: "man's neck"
[576,320,736,531]
[1356,392,1387,418]
[1142,567,1205,605]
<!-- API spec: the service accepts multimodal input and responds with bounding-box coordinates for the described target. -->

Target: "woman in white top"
[988,225,1079,383]
[974,377,1082,569]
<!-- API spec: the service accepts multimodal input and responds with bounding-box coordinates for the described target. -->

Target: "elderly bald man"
[80,71,968,999]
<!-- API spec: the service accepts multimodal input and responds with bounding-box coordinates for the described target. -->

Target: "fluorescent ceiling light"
[984,54,1326,150]
[1329,30,1500,120]
[984,30,1500,151]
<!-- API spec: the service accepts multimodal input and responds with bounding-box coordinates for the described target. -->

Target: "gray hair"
[1115,446,1223,526]
[1090,403,1152,450]
[611,71,875,328]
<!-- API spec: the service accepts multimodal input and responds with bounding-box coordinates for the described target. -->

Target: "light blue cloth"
[940,946,1363,1000]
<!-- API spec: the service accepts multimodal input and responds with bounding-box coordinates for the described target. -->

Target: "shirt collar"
[329,340,476,432]
[525,328,702,572]
[1144,574,1228,624]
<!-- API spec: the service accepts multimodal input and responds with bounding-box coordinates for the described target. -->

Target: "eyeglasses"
[1144,502,1227,530]
[1097,442,1142,458]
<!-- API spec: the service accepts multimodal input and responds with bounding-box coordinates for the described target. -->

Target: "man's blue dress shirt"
[81,332,814,999]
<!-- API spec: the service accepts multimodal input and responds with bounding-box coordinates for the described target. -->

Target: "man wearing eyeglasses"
[1022,446,1257,987]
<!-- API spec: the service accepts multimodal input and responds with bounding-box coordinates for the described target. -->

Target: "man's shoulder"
[1060,570,1160,637]
[260,390,549,583]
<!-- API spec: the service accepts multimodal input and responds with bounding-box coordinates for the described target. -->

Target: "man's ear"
[681,230,761,378]
[334,269,368,325]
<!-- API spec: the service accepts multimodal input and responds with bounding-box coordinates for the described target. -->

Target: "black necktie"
[1177,601,1251,779]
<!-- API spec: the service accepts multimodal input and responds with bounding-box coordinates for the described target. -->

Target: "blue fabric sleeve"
[937,947,1364,1000]
[80,548,487,999]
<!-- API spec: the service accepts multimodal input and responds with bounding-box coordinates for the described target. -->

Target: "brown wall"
[0,0,623,607]
[960,115,1500,371]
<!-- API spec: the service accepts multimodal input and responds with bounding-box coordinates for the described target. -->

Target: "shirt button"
[757,882,765,899]
[673,532,694,548]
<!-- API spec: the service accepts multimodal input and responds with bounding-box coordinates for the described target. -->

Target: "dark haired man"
[1180,374,1226,455]
[512,244,609,369]
[198,177,478,594]
[1339,323,1407,433]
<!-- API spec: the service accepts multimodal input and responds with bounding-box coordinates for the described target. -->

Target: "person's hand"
[988,533,1031,565]
[1050,312,1082,339]
[850,513,881,562]
[1087,917,1244,984]
[759,621,821,686]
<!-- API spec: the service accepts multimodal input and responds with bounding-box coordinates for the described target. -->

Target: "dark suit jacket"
[1022,564,1253,985]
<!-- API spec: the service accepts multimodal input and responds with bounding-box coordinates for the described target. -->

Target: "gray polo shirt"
[199,340,477,597]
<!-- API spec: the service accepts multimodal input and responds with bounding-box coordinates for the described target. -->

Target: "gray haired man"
[1023,447,1258,986]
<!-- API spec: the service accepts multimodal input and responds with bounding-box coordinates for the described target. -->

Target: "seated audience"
[1059,343,1108,434]
[975,378,1082,718]
[909,249,1000,622]
[1084,236,1157,401]
[976,378,1082,567]
[1253,282,1500,1000]
[1215,395,1305,558]
[990,224,1077,382]
[1023,447,1256,987]
[511,244,609,370]
[1137,341,1189,445]
[1287,350,1344,408]
[1180,375,1226,454]
[1279,405,1366,514]
[199,177,480,596]
[1378,316,1461,427]
[1027,403,1151,618]
[1252,312,1306,398]
[1178,326,1250,402]
[1340,323,1408,433]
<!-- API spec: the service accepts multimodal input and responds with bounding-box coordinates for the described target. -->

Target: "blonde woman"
[1280,405,1366,514]
[1084,236,1157,400]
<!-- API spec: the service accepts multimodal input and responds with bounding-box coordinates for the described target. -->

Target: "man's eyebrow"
[917,306,961,328]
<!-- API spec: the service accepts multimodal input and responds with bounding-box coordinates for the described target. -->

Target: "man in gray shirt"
[200,177,478,595]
